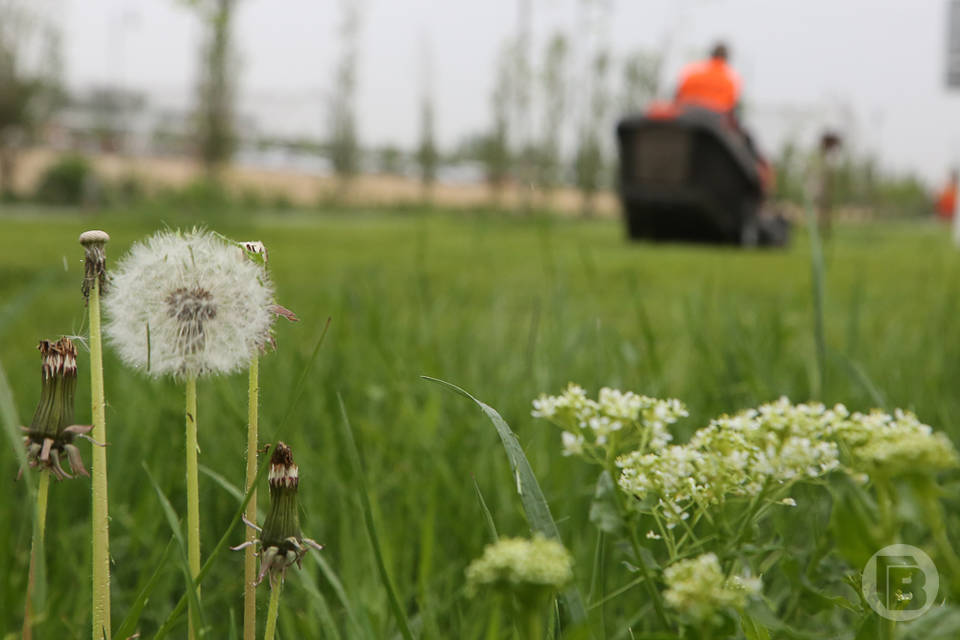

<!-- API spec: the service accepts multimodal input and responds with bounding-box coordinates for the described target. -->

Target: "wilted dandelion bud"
[465,535,573,606]
[104,229,275,378]
[663,553,761,622]
[79,229,110,301]
[238,239,299,350]
[21,338,97,480]
[233,442,323,586]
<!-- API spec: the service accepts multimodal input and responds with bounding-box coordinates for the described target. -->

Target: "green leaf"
[153,445,275,640]
[588,471,625,536]
[473,476,499,542]
[144,464,207,634]
[337,394,415,640]
[423,376,591,629]
[741,612,772,640]
[114,537,176,639]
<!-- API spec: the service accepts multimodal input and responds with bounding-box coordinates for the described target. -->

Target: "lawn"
[1,207,958,638]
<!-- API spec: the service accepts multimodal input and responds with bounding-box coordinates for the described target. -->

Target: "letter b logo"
[863,545,938,621]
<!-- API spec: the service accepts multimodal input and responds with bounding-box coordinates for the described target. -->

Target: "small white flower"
[560,431,585,456]
[105,229,275,378]
[645,530,662,540]
[779,497,797,507]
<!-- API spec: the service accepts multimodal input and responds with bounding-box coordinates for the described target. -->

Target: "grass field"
[1,207,959,638]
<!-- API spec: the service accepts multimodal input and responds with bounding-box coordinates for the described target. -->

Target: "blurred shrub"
[34,154,101,206]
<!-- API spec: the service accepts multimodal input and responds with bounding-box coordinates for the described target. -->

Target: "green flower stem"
[243,356,259,640]
[606,462,669,628]
[22,472,50,640]
[185,374,201,640]
[875,479,896,543]
[89,276,112,640]
[525,610,543,640]
[484,602,501,640]
[264,581,281,640]
[918,481,960,583]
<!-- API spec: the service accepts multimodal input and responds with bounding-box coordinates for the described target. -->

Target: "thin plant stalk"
[243,356,260,640]
[264,582,281,640]
[89,274,112,640]
[22,472,50,640]
[185,373,201,640]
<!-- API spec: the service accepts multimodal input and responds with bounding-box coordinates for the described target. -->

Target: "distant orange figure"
[675,42,741,114]
[936,170,958,220]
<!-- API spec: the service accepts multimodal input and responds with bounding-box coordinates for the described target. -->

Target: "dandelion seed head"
[104,228,274,379]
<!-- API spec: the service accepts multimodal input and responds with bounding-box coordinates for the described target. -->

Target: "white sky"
[58,0,960,184]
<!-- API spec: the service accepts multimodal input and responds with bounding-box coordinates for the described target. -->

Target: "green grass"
[1,206,959,638]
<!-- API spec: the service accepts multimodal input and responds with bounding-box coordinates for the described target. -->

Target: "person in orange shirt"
[935,170,958,221]
[675,42,742,116]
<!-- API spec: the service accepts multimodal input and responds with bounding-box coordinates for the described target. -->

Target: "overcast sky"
[59,0,960,184]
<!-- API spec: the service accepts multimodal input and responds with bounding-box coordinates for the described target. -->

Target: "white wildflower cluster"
[105,229,275,379]
[532,384,687,459]
[663,553,761,621]
[465,534,573,597]
[617,397,958,526]
[833,408,959,477]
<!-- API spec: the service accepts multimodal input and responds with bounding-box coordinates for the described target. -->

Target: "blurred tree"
[535,32,569,202]
[376,144,404,175]
[181,0,238,176]
[327,0,362,191]
[619,49,660,114]
[416,38,439,199]
[0,0,61,197]
[84,86,145,153]
[483,41,516,203]
[574,50,611,217]
[513,0,533,212]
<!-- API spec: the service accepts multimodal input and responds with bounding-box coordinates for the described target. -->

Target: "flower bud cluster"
[663,553,761,621]
[465,534,573,598]
[532,384,687,459]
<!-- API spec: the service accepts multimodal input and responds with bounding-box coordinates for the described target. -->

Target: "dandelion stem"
[264,581,282,640]
[243,356,260,640]
[22,472,50,640]
[185,373,202,640]
[89,275,112,640]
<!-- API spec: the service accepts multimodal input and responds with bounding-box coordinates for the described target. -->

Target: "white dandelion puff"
[104,228,275,379]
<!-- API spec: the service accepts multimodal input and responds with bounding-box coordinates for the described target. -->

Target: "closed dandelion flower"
[104,228,274,378]
[233,442,323,587]
[21,337,99,480]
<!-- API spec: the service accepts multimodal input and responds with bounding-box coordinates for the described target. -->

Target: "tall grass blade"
[806,202,827,396]
[153,444,275,640]
[144,465,206,634]
[422,376,591,628]
[114,537,176,639]
[0,359,31,491]
[279,317,331,428]
[312,553,363,637]
[153,319,332,639]
[336,394,415,640]
[473,476,499,542]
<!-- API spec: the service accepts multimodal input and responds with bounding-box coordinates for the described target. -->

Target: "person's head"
[710,42,729,61]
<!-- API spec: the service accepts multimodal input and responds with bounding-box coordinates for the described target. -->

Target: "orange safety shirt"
[676,58,742,113]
